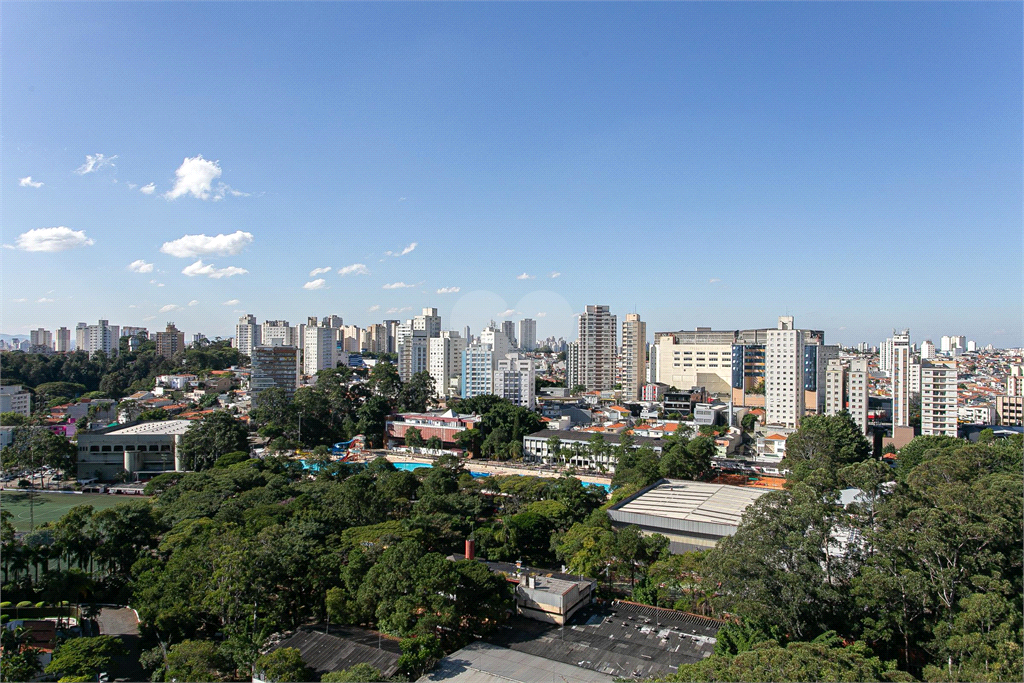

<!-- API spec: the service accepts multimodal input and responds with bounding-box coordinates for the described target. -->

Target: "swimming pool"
[391,461,612,492]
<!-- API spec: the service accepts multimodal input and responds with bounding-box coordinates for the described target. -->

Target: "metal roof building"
[419,640,614,683]
[258,625,401,681]
[607,478,768,553]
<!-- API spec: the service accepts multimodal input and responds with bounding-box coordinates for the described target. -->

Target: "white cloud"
[188,300,199,307]
[129,305,138,309]
[181,260,248,279]
[549,272,561,278]
[383,281,415,289]
[19,176,43,188]
[497,308,517,317]
[309,266,332,277]
[140,183,156,195]
[368,305,381,312]
[387,306,412,314]
[127,183,137,190]
[159,304,182,313]
[127,259,154,273]
[160,230,253,258]
[222,299,241,306]
[338,263,370,277]
[163,155,218,199]
[516,273,535,280]
[36,297,55,303]
[12,298,28,303]
[536,312,548,317]
[385,242,418,257]
[74,153,117,175]
[143,315,156,321]
[162,155,248,200]
[709,278,721,284]
[436,286,461,294]
[10,227,95,252]
[149,279,165,287]
[303,279,327,290]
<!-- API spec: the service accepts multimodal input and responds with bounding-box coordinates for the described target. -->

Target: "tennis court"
[1,492,142,532]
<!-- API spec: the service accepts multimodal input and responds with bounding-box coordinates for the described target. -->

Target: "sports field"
[1,492,144,532]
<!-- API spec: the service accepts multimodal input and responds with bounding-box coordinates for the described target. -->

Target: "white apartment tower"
[494,352,536,409]
[428,331,467,399]
[920,359,958,437]
[824,359,846,418]
[413,308,441,338]
[518,318,537,351]
[765,316,804,428]
[261,320,295,347]
[565,341,581,391]
[891,330,912,428]
[847,358,869,435]
[303,324,336,376]
[879,337,894,375]
[479,321,512,359]
[234,315,261,356]
[575,305,617,392]
[621,314,647,401]
[921,340,936,360]
[79,320,120,357]
[462,344,496,399]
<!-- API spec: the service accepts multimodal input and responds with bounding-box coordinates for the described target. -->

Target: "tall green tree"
[45,636,127,681]
[178,411,249,471]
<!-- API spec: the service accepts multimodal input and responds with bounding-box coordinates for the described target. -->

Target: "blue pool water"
[391,461,611,492]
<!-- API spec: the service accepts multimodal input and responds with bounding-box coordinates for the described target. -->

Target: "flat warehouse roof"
[609,479,767,528]
[104,420,193,436]
[420,641,614,683]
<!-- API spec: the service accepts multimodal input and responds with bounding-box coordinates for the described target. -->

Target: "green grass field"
[1,491,146,532]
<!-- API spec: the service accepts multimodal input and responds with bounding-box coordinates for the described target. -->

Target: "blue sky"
[3,2,1021,348]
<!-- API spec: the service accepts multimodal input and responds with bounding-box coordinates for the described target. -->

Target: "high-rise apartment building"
[765,316,804,428]
[847,358,869,434]
[321,315,344,329]
[824,359,846,418]
[621,314,646,401]
[502,321,517,349]
[234,315,261,356]
[428,331,467,399]
[341,325,362,353]
[647,343,659,384]
[921,340,936,360]
[565,341,580,391]
[518,319,537,352]
[75,323,88,352]
[479,322,512,359]
[398,334,429,382]
[30,328,53,351]
[803,342,839,414]
[155,323,185,359]
[251,345,299,400]
[891,330,912,427]
[879,337,894,375]
[413,308,441,338]
[575,305,617,392]
[940,336,952,353]
[382,320,400,354]
[303,324,336,376]
[261,320,295,347]
[55,327,71,353]
[494,352,535,409]
[920,359,957,437]
[462,344,496,399]
[78,320,120,357]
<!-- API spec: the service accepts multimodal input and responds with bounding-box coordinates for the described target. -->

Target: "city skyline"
[3,3,1021,347]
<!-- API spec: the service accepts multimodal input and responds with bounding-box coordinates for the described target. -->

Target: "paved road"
[97,607,145,682]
